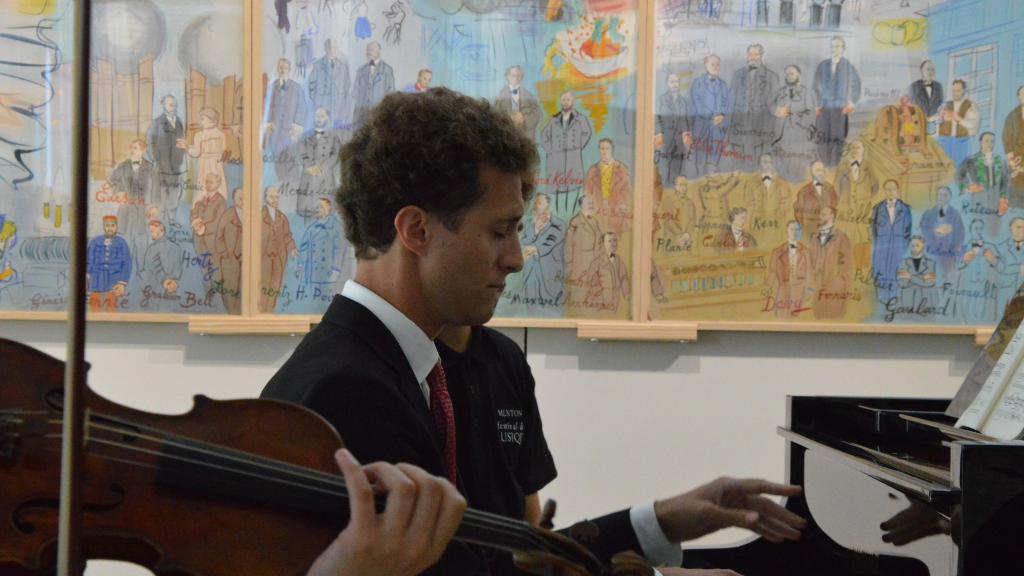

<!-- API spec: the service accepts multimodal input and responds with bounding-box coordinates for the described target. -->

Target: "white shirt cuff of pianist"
[630,501,683,571]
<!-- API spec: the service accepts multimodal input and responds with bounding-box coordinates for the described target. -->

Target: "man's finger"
[707,504,759,531]
[395,463,444,545]
[363,461,418,534]
[754,513,802,542]
[336,449,376,535]
[750,496,807,530]
[735,478,803,498]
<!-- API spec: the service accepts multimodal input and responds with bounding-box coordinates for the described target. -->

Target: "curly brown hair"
[337,87,538,259]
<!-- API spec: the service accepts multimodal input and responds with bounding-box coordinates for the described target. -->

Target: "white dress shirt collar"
[341,280,439,388]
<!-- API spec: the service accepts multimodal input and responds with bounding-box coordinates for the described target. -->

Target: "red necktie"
[427,363,457,485]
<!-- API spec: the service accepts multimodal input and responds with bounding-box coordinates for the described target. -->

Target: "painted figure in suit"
[997,217,1024,314]
[139,220,183,312]
[584,231,630,315]
[655,73,691,185]
[958,132,1009,233]
[690,54,730,175]
[898,236,937,311]
[565,195,604,313]
[794,160,838,236]
[954,218,999,323]
[809,206,852,318]
[766,220,812,317]
[833,139,876,255]
[771,64,817,182]
[307,39,351,128]
[147,95,185,224]
[729,44,779,168]
[260,187,298,313]
[712,207,758,252]
[106,139,156,274]
[352,42,395,129]
[813,37,861,166]
[1002,86,1024,208]
[741,153,793,245]
[657,176,698,252]
[264,59,309,178]
[86,215,131,312]
[920,186,965,279]
[907,60,944,122]
[298,198,349,289]
[296,108,344,220]
[938,80,979,170]
[191,173,227,295]
[494,65,541,139]
[540,91,592,211]
[584,139,631,234]
[519,193,565,307]
[871,179,913,304]
[214,188,245,314]
[404,68,432,93]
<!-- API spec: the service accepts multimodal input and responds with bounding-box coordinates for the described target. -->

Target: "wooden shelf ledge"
[187,315,313,336]
[577,320,698,342]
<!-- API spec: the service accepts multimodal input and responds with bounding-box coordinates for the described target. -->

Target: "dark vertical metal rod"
[58,0,92,574]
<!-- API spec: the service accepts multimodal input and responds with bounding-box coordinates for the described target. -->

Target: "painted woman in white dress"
[178,107,227,200]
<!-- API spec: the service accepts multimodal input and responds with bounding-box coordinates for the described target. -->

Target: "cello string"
[37,423,558,556]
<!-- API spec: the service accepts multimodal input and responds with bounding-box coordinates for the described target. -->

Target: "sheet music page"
[956,325,1024,431]
[980,369,1024,440]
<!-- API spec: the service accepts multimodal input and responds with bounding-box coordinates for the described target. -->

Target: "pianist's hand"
[880,500,950,546]
[653,477,806,544]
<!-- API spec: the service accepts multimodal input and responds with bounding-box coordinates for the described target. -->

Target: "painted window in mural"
[258,0,639,319]
[650,0,1024,325]
[0,0,245,315]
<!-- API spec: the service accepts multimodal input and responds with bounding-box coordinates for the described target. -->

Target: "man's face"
[819,208,834,228]
[850,140,864,159]
[277,59,290,79]
[733,211,747,230]
[533,194,550,217]
[315,108,330,128]
[149,223,164,241]
[787,222,801,243]
[746,47,762,66]
[367,43,381,61]
[326,40,337,58]
[267,188,280,208]
[507,68,522,87]
[922,61,936,81]
[953,82,964,100]
[604,233,618,255]
[1012,219,1024,242]
[705,56,720,76]
[971,220,984,238]
[599,141,613,163]
[759,155,773,173]
[911,238,925,256]
[560,92,574,111]
[785,66,799,84]
[318,199,332,218]
[885,181,900,201]
[674,176,687,195]
[130,142,144,162]
[982,134,995,154]
[937,187,951,207]
[831,39,844,59]
[103,220,117,237]
[811,162,825,181]
[581,196,595,217]
[419,71,432,87]
[163,97,177,115]
[205,175,220,193]
[667,74,679,93]
[421,164,525,326]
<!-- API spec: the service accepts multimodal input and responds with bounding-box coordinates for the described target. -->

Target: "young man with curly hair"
[264,88,804,575]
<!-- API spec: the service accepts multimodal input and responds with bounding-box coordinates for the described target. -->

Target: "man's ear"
[393,205,431,256]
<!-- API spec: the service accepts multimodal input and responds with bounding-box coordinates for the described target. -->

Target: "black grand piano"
[684,295,1024,576]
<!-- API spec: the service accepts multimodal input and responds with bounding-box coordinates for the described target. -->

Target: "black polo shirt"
[438,326,558,572]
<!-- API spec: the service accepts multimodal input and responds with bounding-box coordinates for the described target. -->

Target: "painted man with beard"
[813,37,861,166]
[139,220,183,312]
[261,186,298,312]
[771,65,817,181]
[690,54,730,176]
[565,195,604,312]
[541,91,592,211]
[729,44,779,168]
[494,65,541,139]
[297,107,344,221]
[655,72,692,184]
[147,95,185,225]
[518,193,565,307]
[307,39,351,128]
[794,160,838,236]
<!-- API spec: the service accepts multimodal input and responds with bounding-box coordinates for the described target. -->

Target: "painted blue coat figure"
[518,194,566,308]
[87,216,132,311]
[954,218,999,323]
[996,217,1024,314]
[690,54,730,176]
[352,42,395,129]
[897,238,936,312]
[812,38,861,166]
[297,199,349,289]
[265,58,310,178]
[540,91,592,211]
[307,39,351,128]
[957,133,1009,234]
[919,186,965,279]
[871,182,912,304]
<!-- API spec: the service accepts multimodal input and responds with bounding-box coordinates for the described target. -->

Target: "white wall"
[0,321,977,574]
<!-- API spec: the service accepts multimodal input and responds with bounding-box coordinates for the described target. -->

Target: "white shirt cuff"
[629,502,683,568]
